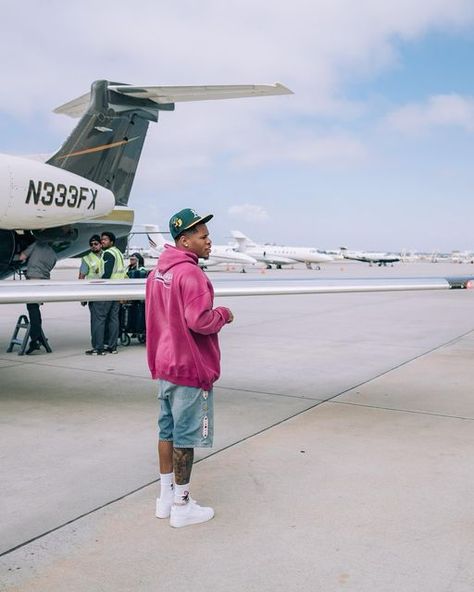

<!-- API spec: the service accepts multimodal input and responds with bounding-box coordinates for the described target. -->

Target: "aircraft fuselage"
[0,154,114,230]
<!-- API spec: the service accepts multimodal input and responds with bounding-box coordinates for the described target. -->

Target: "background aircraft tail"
[144,224,169,256]
[231,230,257,252]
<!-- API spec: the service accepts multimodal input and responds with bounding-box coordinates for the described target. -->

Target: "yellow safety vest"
[107,246,127,279]
[82,252,104,279]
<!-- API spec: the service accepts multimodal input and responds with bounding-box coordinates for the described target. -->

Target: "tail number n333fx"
[0,154,115,230]
[26,180,98,210]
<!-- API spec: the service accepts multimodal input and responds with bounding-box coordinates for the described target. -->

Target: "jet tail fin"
[231,230,257,251]
[47,80,162,207]
[49,80,292,209]
[144,224,169,256]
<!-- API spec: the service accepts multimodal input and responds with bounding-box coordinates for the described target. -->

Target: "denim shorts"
[158,379,214,448]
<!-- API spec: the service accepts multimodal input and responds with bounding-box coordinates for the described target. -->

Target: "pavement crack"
[331,401,474,422]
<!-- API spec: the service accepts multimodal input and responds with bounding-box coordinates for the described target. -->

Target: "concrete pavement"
[1,262,474,591]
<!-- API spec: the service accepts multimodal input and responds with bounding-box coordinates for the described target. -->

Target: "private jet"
[231,231,334,269]
[145,225,257,270]
[340,248,401,267]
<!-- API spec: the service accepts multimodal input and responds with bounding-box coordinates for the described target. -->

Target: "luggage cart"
[119,301,146,346]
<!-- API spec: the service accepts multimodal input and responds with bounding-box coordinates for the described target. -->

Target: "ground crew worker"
[99,231,127,354]
[79,235,104,280]
[79,235,108,355]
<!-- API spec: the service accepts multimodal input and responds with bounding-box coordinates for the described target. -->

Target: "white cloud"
[384,94,474,134]
[228,204,269,222]
[230,130,368,168]
[1,0,473,118]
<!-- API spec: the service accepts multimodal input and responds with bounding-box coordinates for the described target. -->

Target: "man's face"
[180,224,212,259]
[129,255,138,267]
[101,235,112,250]
[90,239,102,253]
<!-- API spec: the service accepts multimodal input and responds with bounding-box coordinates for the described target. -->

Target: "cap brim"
[184,213,213,231]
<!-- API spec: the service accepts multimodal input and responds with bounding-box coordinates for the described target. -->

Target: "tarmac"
[1,261,474,591]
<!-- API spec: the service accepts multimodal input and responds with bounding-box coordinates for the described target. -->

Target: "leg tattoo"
[173,447,194,485]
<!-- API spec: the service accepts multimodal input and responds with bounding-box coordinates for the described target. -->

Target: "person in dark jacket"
[124,252,148,336]
[127,252,148,278]
[19,240,57,354]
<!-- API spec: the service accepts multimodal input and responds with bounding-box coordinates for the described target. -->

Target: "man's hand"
[226,309,234,323]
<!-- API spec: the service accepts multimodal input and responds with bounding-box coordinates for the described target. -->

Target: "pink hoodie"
[146,245,231,390]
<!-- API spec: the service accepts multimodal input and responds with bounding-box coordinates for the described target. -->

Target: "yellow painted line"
[56,136,140,160]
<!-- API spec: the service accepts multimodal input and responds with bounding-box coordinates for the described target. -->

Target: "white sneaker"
[156,496,173,519]
[169,501,214,528]
[156,495,197,519]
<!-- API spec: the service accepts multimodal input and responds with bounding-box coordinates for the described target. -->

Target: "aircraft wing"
[54,83,293,118]
[1,276,473,305]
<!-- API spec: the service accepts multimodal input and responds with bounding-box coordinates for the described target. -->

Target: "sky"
[1,0,474,252]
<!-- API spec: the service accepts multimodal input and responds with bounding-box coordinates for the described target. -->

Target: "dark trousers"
[89,301,120,350]
[26,303,42,342]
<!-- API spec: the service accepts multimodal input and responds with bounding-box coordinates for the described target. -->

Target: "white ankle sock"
[160,472,174,499]
[174,483,190,505]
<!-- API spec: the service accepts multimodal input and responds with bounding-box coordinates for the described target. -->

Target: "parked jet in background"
[0,79,292,280]
[340,248,401,267]
[450,250,474,264]
[231,231,333,269]
[146,225,257,270]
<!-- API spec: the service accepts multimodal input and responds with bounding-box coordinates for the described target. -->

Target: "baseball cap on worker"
[169,208,213,240]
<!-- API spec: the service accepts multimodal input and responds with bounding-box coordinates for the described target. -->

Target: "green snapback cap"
[169,208,213,239]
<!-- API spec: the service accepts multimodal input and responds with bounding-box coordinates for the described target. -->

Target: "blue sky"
[1,1,474,252]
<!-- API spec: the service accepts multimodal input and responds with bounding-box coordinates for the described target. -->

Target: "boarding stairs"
[7,314,52,356]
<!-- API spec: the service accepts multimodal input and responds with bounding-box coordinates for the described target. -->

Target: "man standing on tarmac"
[98,231,127,354]
[146,208,233,528]
[19,239,57,355]
[79,235,106,355]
